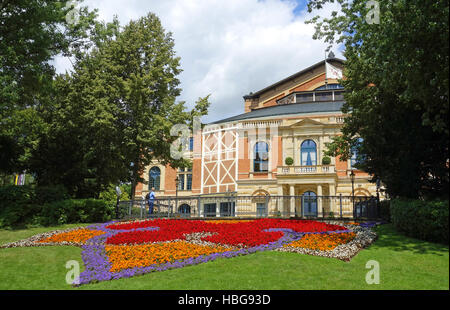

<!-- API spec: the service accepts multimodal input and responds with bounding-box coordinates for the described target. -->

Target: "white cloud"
[58,0,344,123]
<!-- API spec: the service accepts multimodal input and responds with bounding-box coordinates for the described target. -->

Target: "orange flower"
[105,241,230,272]
[38,229,105,244]
[285,232,356,251]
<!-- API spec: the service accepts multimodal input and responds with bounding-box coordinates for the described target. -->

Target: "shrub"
[0,185,114,228]
[37,199,115,226]
[34,185,70,205]
[379,200,391,222]
[390,199,449,244]
[0,185,39,228]
[322,156,331,165]
[285,157,294,166]
[99,184,131,204]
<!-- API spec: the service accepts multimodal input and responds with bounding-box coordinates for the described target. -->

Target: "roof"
[243,57,345,99]
[210,101,345,124]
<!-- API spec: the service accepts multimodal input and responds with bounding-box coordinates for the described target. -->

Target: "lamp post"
[376,178,381,217]
[350,170,355,211]
[115,185,122,219]
[175,176,179,216]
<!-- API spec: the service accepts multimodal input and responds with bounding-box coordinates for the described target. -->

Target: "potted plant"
[285,157,294,166]
[322,156,331,165]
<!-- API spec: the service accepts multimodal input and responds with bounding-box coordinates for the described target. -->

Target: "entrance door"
[178,204,191,217]
[256,202,267,217]
[220,202,235,217]
[302,191,317,217]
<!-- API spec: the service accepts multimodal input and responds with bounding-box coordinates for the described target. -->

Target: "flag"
[326,62,343,79]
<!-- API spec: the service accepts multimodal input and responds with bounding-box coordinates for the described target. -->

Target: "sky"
[54,0,344,123]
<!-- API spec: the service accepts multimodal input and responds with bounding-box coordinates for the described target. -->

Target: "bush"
[99,184,131,204]
[34,185,70,205]
[0,185,39,228]
[322,156,331,165]
[36,199,115,226]
[379,200,391,222]
[285,157,294,166]
[390,198,449,244]
[0,185,114,228]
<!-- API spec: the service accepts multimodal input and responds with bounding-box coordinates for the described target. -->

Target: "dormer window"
[314,84,344,90]
[276,84,345,105]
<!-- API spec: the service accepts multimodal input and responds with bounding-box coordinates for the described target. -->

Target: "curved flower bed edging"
[277,227,378,261]
[0,227,96,248]
[0,219,381,286]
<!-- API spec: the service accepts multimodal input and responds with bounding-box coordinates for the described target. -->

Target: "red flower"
[105,219,346,247]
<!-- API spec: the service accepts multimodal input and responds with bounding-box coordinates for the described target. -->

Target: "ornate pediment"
[287,118,325,128]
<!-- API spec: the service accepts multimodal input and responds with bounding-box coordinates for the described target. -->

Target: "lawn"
[0,223,448,290]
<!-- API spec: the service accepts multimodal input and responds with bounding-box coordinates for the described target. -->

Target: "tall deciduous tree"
[32,13,210,198]
[307,0,449,199]
[0,0,98,174]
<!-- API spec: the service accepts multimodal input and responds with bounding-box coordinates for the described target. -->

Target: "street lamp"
[175,176,179,215]
[376,178,381,217]
[376,178,380,201]
[350,170,355,211]
[115,185,122,219]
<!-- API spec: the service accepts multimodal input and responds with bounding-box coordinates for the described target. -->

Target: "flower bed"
[285,232,357,251]
[0,218,379,285]
[38,228,105,245]
[105,219,346,247]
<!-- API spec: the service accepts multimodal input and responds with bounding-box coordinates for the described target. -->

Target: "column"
[277,185,284,217]
[216,202,220,218]
[317,184,323,217]
[318,136,323,165]
[329,183,336,215]
[291,134,296,165]
[290,184,295,217]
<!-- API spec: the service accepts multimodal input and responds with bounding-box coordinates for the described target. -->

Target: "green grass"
[0,224,448,290]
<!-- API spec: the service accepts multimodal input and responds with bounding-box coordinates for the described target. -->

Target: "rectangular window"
[178,174,185,190]
[334,91,345,101]
[296,93,314,103]
[220,202,235,217]
[204,203,216,217]
[189,137,194,151]
[315,92,332,101]
[186,174,192,190]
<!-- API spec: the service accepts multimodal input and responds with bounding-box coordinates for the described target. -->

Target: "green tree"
[32,13,210,198]
[307,0,449,199]
[0,0,98,174]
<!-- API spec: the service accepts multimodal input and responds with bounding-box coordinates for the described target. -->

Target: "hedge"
[0,185,114,229]
[35,199,115,227]
[390,198,449,244]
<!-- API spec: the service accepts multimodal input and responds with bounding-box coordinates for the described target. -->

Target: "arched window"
[149,167,161,190]
[178,204,191,215]
[254,142,269,172]
[301,140,317,166]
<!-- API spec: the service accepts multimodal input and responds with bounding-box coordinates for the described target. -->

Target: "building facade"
[134,58,381,218]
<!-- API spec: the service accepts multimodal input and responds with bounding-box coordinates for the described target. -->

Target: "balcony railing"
[277,165,335,175]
